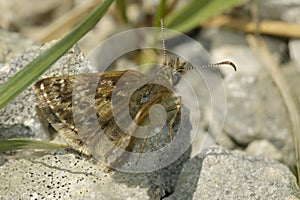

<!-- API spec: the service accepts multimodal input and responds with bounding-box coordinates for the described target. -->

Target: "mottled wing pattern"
[34,68,182,165]
[34,74,83,150]
[34,70,143,154]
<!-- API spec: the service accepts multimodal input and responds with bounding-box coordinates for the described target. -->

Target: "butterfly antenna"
[179,61,237,72]
[160,19,168,65]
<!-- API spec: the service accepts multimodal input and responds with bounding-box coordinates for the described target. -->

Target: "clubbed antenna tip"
[213,61,237,71]
[179,60,237,72]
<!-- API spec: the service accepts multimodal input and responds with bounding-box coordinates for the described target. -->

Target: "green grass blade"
[153,0,167,27]
[0,138,67,152]
[0,0,115,109]
[165,0,242,33]
[116,0,128,23]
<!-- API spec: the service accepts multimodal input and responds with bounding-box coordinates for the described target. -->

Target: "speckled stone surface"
[166,146,300,200]
[1,146,298,200]
[0,29,34,63]
[0,145,192,200]
[0,150,151,200]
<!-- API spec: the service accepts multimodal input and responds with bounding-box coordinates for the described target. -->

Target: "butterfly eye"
[172,73,181,85]
[140,93,149,104]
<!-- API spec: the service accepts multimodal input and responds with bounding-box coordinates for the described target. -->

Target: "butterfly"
[33,21,236,170]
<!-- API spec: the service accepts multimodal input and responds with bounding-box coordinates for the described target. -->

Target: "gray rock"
[246,139,283,161]
[224,72,295,166]
[257,0,300,21]
[0,0,74,31]
[0,33,96,140]
[0,29,34,63]
[0,150,151,200]
[208,29,287,75]
[205,25,298,177]
[204,28,293,161]
[166,146,300,200]
[207,29,263,75]
[282,7,300,23]
[282,64,300,108]
[289,39,300,70]
[261,36,288,64]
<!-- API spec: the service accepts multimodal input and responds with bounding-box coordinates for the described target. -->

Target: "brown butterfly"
[33,21,236,169]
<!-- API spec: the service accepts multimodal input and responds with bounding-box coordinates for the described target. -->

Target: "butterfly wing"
[34,69,181,167]
[34,70,144,154]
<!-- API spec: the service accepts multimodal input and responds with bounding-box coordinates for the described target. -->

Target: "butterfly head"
[158,57,237,86]
[156,57,187,86]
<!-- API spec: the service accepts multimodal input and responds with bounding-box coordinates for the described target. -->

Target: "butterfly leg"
[168,104,181,143]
